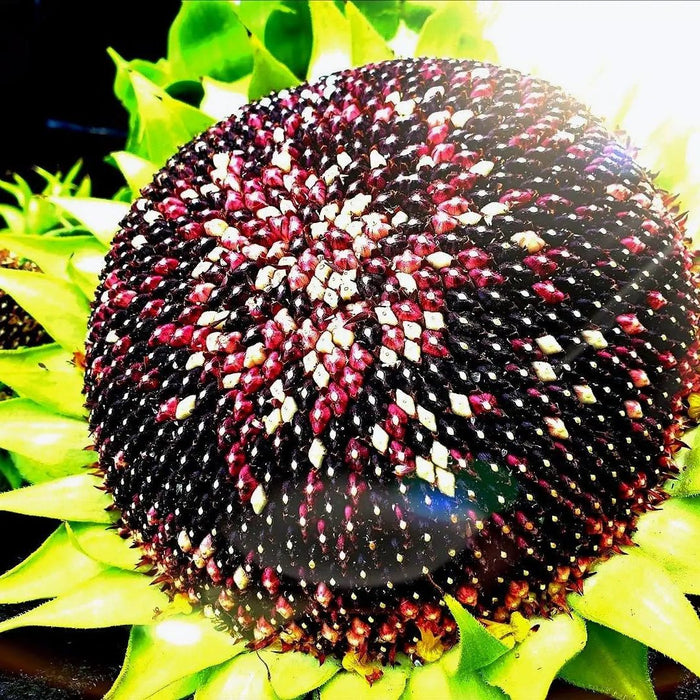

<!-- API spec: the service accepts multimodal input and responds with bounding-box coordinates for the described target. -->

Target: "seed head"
[85,58,700,663]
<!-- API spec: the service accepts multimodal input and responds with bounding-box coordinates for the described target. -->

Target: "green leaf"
[264,1,313,80]
[147,672,211,700]
[320,666,408,700]
[0,524,105,604]
[0,233,105,283]
[111,151,158,196]
[66,522,142,571]
[129,71,215,167]
[0,399,92,480]
[67,244,106,299]
[0,267,89,352]
[0,204,25,232]
[200,76,251,120]
[248,34,301,101]
[0,568,170,634]
[633,496,700,594]
[108,616,244,700]
[168,0,252,82]
[235,1,290,40]
[403,660,507,700]
[414,2,497,62]
[0,452,22,490]
[0,473,113,523]
[559,622,654,700]
[444,595,508,675]
[346,2,394,65]
[0,344,85,418]
[49,196,129,247]
[195,652,278,700]
[352,1,400,40]
[262,650,340,699]
[482,613,587,700]
[668,426,700,497]
[569,548,700,676]
[307,0,352,82]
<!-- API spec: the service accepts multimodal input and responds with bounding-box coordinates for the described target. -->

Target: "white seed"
[175,395,196,420]
[322,165,340,184]
[197,310,228,327]
[257,205,282,220]
[313,363,330,388]
[574,385,597,404]
[185,352,205,370]
[191,261,212,278]
[264,409,282,435]
[404,340,421,363]
[544,417,569,440]
[244,342,265,368]
[424,311,444,330]
[449,392,472,418]
[271,150,292,172]
[346,193,372,215]
[396,272,417,293]
[132,234,147,249]
[427,252,453,269]
[469,160,495,177]
[416,456,435,483]
[222,373,241,389]
[395,99,416,116]
[270,379,285,402]
[457,211,482,226]
[391,211,408,227]
[372,424,389,454]
[336,151,352,169]
[303,351,319,373]
[309,438,327,469]
[203,218,228,237]
[395,389,416,416]
[431,441,449,469]
[403,321,421,340]
[375,306,398,325]
[435,467,456,497]
[536,335,563,355]
[233,566,250,590]
[332,326,354,349]
[370,150,387,169]
[451,109,474,128]
[532,361,557,382]
[417,405,437,432]
[281,396,298,423]
[379,347,399,367]
[582,329,608,349]
[316,331,335,354]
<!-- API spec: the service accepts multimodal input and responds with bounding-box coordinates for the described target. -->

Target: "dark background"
[1,0,179,196]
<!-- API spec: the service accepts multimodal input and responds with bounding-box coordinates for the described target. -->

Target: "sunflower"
[0,3,699,700]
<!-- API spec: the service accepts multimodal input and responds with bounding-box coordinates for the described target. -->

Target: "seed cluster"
[85,58,700,663]
[0,250,48,350]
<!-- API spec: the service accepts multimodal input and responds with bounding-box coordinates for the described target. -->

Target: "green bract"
[1,2,699,699]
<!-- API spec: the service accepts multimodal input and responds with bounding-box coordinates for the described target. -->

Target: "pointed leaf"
[68,245,106,299]
[403,660,506,700]
[0,399,92,479]
[0,267,89,352]
[307,1,352,82]
[0,524,105,604]
[444,594,508,674]
[559,621,654,700]
[49,196,129,247]
[167,0,252,83]
[201,76,251,120]
[0,204,24,232]
[107,616,243,700]
[0,473,113,523]
[0,233,103,282]
[0,452,22,490]
[235,1,291,40]
[346,2,394,65]
[147,672,210,700]
[320,666,407,700]
[569,548,700,676]
[482,613,587,700]
[415,2,497,62]
[129,72,215,167]
[67,522,142,571]
[633,496,700,594]
[111,151,158,196]
[0,568,170,634]
[668,426,700,497]
[351,1,400,40]
[0,344,85,418]
[248,35,300,101]
[263,1,313,80]
[262,650,339,699]
[195,652,277,700]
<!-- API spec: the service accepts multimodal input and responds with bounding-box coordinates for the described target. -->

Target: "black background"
[1,0,179,196]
